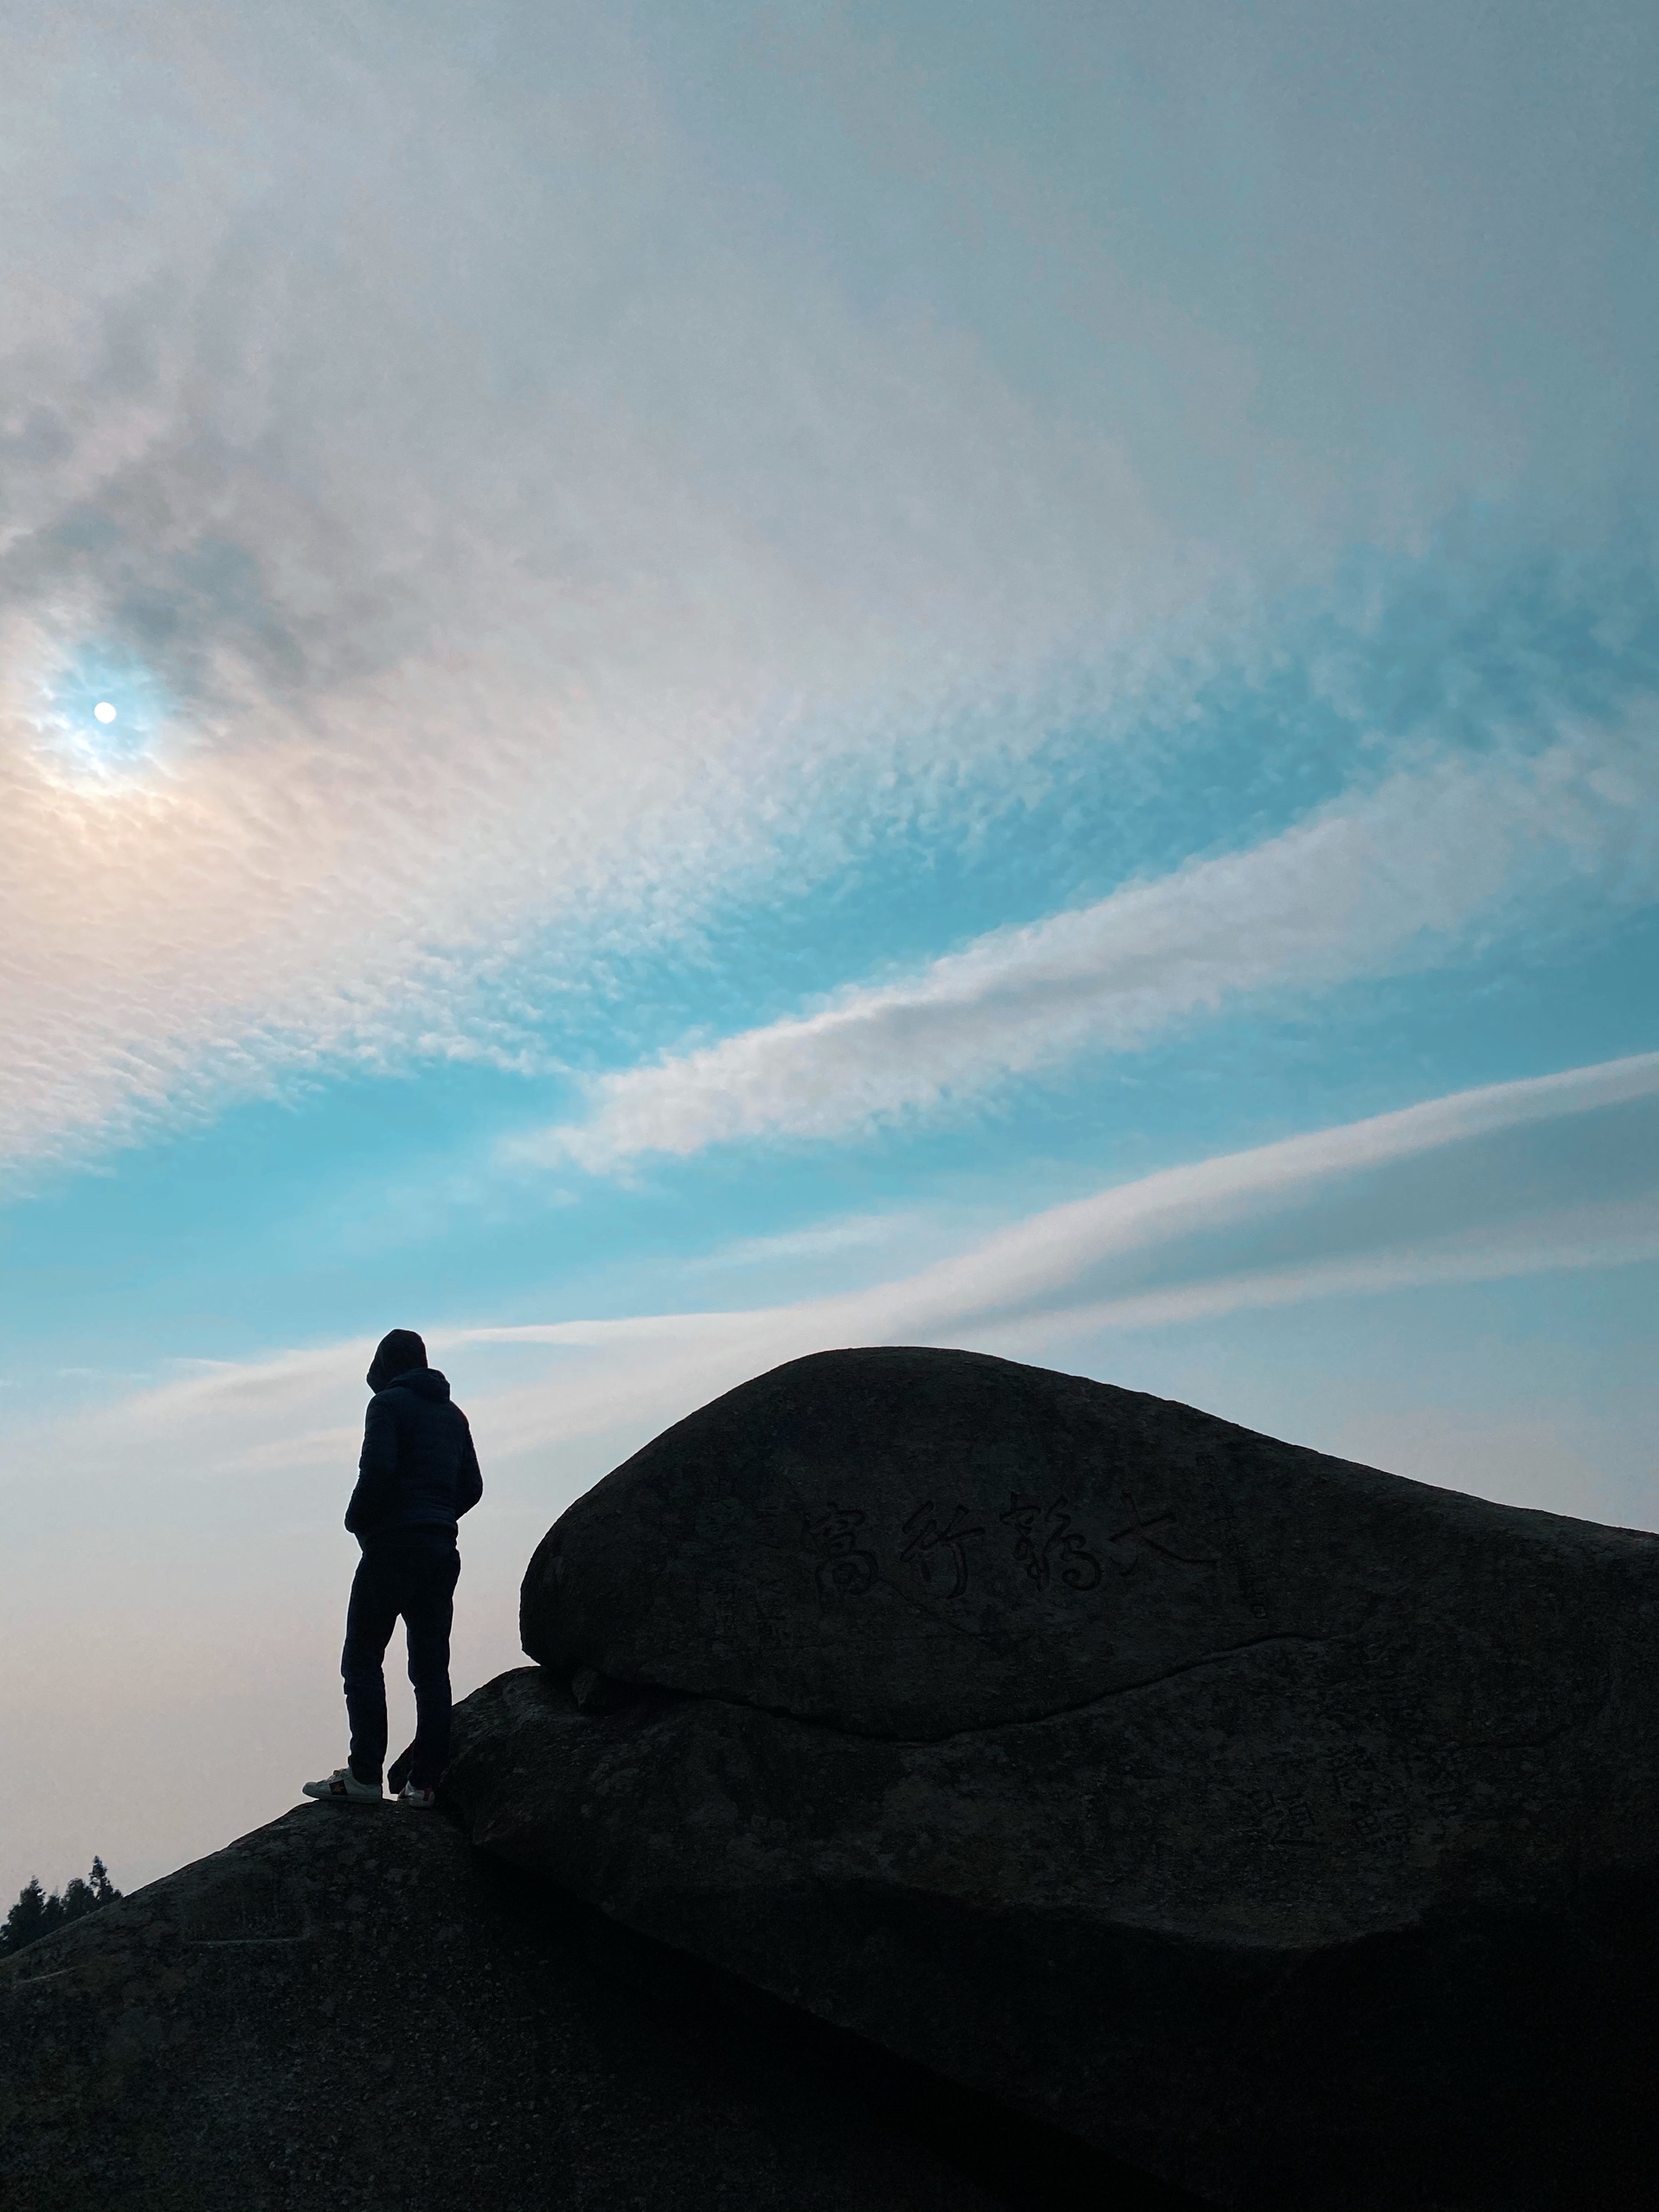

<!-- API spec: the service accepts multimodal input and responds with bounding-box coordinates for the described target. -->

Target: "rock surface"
[461,1346,1659,2209]
[0,1797,1061,2212]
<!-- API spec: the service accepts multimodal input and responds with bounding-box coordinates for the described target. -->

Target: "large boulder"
[0,1795,1038,2212]
[448,1346,1659,2210]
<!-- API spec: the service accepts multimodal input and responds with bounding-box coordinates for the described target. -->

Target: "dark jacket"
[344,1367,482,1548]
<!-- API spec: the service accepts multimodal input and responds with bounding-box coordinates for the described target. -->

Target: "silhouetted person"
[303,1329,482,1809]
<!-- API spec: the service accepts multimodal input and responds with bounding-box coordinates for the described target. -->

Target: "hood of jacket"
[379,1366,451,1403]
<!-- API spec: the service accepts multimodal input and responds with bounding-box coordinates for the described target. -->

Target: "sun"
[33,648,172,785]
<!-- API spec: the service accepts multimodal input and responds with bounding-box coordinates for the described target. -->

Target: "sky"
[3,0,1656,1900]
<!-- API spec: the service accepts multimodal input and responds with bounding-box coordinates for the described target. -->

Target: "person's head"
[367,1328,428,1392]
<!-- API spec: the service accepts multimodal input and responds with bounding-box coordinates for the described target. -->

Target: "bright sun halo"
[93,701,118,723]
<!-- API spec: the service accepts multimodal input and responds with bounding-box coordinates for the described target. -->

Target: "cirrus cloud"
[518,717,1659,1173]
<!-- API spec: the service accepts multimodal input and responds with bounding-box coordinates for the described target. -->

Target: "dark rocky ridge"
[1,1797,1164,2212]
[459,1346,1659,2209]
[13,1345,1659,2209]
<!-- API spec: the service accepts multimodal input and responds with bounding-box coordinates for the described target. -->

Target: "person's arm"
[454,1412,483,1521]
[344,1393,400,1534]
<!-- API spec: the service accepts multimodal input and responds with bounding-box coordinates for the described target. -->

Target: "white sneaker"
[398,1782,439,1810]
[302,1766,382,1804]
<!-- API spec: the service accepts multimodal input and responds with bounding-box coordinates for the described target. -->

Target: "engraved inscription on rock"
[524,1346,1299,1736]
[748,1424,1271,1736]
[793,1469,1244,1647]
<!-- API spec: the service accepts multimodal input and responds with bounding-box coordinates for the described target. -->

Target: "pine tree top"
[0,1860,122,1958]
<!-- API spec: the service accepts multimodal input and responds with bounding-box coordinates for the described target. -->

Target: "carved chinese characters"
[806,1502,878,1598]
[1000,1495,1102,1591]
[804,1483,1223,1614]
[898,1501,984,1598]
[521,1345,1267,1737]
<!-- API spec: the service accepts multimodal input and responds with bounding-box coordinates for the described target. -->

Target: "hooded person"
[303,1329,483,1809]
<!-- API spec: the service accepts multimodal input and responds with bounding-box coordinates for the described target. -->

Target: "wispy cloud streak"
[524,723,1659,1170]
[26,1051,1657,1485]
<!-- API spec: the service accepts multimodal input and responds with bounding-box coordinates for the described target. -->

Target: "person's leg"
[340,1552,401,1784]
[402,1545,461,1790]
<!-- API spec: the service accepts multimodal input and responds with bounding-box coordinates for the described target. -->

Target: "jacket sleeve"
[344,1394,400,1534]
[454,1412,483,1521]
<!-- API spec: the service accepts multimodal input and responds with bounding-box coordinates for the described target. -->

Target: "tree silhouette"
[0,1859,122,1958]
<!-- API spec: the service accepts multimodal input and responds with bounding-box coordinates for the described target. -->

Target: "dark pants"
[341,1537,460,1790]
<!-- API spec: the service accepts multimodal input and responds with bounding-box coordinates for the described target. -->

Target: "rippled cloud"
[4,1,1656,1180]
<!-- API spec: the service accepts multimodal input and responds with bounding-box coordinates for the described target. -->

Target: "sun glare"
[29,646,178,784]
